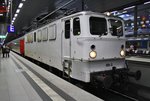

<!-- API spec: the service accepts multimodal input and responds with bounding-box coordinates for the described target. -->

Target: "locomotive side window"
[65,20,70,39]
[73,17,80,36]
[37,30,42,42]
[30,33,33,43]
[34,32,36,42]
[49,24,56,40]
[27,34,30,43]
[109,19,123,36]
[90,17,107,36]
[27,34,33,43]
[42,27,48,41]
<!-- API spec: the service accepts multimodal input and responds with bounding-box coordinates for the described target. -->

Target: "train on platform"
[8,11,141,88]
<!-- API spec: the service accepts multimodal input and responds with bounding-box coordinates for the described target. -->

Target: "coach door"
[62,19,72,78]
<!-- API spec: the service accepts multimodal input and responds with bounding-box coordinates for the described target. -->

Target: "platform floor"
[126,56,150,63]
[0,52,102,101]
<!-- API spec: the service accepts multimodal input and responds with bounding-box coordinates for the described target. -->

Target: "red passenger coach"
[8,36,25,55]
[20,39,24,55]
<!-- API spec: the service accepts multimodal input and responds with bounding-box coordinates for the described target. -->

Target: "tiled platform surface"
[0,51,103,101]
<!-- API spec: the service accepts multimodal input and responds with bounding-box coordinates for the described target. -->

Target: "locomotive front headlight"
[89,51,97,59]
[120,50,125,57]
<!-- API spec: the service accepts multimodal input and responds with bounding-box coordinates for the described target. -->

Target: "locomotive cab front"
[62,12,140,87]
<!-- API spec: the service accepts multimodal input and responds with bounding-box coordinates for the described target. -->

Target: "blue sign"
[7,25,15,33]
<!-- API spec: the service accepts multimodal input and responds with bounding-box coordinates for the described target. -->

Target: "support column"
[134,6,138,37]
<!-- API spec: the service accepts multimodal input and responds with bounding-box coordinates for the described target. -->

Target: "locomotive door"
[62,19,71,60]
[62,19,72,78]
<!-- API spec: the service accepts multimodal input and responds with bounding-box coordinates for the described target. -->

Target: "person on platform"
[1,45,6,58]
[5,46,10,58]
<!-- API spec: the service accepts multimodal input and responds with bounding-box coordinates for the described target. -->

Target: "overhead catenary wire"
[38,0,75,22]
[25,0,75,31]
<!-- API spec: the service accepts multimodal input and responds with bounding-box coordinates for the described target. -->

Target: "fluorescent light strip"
[13,17,16,20]
[144,1,150,4]
[0,14,3,16]
[124,6,135,10]
[14,14,18,17]
[16,9,20,13]
[18,3,23,8]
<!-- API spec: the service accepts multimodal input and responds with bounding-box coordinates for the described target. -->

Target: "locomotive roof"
[25,11,123,34]
[61,11,107,20]
[65,11,107,17]
[61,11,123,21]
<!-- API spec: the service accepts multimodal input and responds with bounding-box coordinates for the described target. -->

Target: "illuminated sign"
[0,6,7,13]
[0,35,6,39]
[7,25,15,33]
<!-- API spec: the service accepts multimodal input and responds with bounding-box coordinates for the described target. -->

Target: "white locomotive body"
[8,11,140,87]
[25,11,126,84]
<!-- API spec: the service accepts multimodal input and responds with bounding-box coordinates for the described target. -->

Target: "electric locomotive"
[10,11,141,88]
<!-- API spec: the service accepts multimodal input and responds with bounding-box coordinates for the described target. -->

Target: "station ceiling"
[1,0,150,44]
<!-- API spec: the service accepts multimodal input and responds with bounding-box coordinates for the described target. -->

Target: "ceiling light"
[22,0,26,1]
[144,1,150,4]
[14,14,18,17]
[13,17,16,20]
[137,16,140,19]
[122,11,127,13]
[16,9,20,13]
[18,3,23,8]
[106,12,111,16]
[0,14,3,16]
[124,6,135,10]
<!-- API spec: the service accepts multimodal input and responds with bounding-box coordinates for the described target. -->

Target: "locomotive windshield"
[89,17,107,36]
[109,19,123,36]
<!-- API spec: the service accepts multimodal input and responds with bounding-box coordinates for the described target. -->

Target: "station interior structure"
[0,0,150,101]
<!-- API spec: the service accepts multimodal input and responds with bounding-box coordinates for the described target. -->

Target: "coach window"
[34,32,36,42]
[73,17,80,36]
[65,20,70,39]
[37,30,42,42]
[42,27,48,41]
[49,24,56,40]
[27,34,30,43]
[90,17,107,36]
[30,34,33,43]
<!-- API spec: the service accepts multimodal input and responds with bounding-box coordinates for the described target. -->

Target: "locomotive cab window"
[65,20,70,39]
[90,17,107,36]
[73,17,81,36]
[109,19,123,36]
